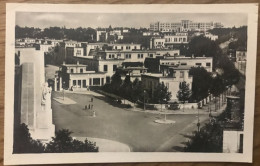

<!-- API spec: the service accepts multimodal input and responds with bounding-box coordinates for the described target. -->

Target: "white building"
[150,20,223,32]
[223,130,243,153]
[59,62,107,89]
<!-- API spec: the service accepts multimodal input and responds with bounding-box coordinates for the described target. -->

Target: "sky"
[16,12,247,29]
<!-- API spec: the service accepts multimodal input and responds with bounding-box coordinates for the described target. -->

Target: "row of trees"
[102,72,173,106]
[16,26,97,42]
[13,124,98,153]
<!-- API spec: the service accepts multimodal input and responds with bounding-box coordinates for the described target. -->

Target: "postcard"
[4,3,258,165]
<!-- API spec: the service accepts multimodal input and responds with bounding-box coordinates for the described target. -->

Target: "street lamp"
[63,81,65,100]
[197,107,200,132]
[143,90,146,111]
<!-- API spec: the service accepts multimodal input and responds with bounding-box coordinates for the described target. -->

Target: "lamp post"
[197,107,200,132]
[63,81,65,100]
[143,90,146,111]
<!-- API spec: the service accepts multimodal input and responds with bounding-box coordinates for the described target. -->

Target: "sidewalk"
[57,89,104,97]
[129,103,226,115]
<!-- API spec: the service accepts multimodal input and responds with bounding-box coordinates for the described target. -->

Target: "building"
[222,95,244,153]
[59,61,107,90]
[117,62,148,81]
[204,32,218,41]
[96,30,108,42]
[150,20,223,32]
[141,65,193,101]
[14,47,55,142]
[145,56,213,73]
[150,33,188,49]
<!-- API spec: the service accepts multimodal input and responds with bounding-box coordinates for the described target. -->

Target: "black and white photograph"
[4,3,258,165]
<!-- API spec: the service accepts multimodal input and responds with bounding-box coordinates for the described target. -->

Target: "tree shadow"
[94,95,133,110]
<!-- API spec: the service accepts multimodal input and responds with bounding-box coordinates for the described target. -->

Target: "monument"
[17,48,55,143]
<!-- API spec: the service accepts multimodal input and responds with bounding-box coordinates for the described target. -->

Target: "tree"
[187,36,222,68]
[119,75,132,103]
[152,82,172,120]
[184,121,223,152]
[110,71,122,94]
[177,81,192,111]
[152,82,172,104]
[189,67,212,102]
[13,123,45,153]
[131,78,143,106]
[45,129,98,153]
[210,75,226,111]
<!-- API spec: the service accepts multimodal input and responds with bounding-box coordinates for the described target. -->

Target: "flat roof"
[61,64,87,67]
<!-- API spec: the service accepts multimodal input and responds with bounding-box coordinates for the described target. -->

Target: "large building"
[150,20,223,32]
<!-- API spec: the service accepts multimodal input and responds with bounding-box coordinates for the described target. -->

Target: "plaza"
[51,91,221,152]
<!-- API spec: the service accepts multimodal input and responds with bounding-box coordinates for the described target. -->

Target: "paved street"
[51,91,222,152]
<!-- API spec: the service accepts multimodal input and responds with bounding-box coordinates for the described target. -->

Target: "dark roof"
[122,62,143,68]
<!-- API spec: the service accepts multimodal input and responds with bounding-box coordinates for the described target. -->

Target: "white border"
[4,3,258,165]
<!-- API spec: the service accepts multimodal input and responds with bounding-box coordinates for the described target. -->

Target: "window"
[180,71,184,78]
[80,69,83,73]
[113,65,117,71]
[109,54,111,58]
[121,46,123,49]
[181,63,187,66]
[141,54,143,58]
[83,80,87,88]
[104,65,108,71]
[126,54,131,59]
[206,63,211,66]
[73,80,76,86]
[149,54,153,57]
[112,54,115,58]
[196,63,202,66]
[138,54,140,58]
[166,83,169,89]
[70,69,74,73]
[93,78,100,85]
[115,46,117,50]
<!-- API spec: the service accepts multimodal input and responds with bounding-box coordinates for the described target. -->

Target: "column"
[54,77,57,91]
[69,79,72,89]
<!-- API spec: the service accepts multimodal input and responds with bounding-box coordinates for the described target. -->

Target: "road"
[52,91,218,152]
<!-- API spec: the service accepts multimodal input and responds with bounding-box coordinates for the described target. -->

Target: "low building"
[142,65,193,101]
[59,62,107,90]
